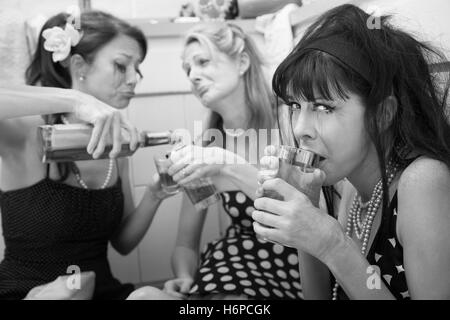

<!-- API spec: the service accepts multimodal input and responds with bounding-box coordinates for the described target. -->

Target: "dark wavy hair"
[27,10,147,90]
[26,10,147,180]
[273,4,450,215]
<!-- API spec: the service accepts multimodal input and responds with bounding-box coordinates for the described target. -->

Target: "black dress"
[337,191,410,299]
[189,191,303,299]
[0,166,134,300]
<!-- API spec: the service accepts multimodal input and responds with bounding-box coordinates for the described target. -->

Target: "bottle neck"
[140,131,174,147]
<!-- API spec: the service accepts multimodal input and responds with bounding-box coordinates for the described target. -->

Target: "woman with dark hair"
[0,11,172,300]
[252,4,450,299]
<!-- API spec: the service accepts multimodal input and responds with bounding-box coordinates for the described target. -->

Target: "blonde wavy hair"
[182,22,276,132]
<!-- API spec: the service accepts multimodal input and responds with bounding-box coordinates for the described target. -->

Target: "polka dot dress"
[189,191,303,300]
[0,176,134,300]
[337,192,410,300]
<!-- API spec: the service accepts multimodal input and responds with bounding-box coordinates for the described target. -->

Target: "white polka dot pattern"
[188,191,302,299]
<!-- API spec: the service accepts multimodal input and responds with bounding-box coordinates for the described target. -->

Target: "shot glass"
[154,153,180,195]
[284,148,322,207]
[183,177,221,211]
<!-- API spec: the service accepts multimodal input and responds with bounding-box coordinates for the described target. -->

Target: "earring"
[79,76,85,81]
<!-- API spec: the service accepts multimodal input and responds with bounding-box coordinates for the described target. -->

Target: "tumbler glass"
[154,152,180,195]
[183,177,221,211]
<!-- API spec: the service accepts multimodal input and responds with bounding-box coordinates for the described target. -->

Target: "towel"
[254,3,301,79]
[0,8,32,86]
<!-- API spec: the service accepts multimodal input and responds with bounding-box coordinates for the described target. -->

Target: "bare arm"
[171,194,207,280]
[298,251,332,299]
[220,163,260,200]
[326,158,450,300]
[397,158,450,299]
[110,159,166,255]
[0,85,139,158]
[0,85,77,120]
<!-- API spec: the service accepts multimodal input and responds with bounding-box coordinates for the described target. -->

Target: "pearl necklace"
[332,161,398,300]
[61,115,114,189]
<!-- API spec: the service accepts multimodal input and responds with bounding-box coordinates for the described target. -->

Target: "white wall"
[0,0,188,20]
[363,0,450,54]
[91,0,188,19]
[292,0,450,55]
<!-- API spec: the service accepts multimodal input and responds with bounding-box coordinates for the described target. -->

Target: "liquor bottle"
[38,123,182,162]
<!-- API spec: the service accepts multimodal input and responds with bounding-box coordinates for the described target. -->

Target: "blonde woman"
[128,22,303,300]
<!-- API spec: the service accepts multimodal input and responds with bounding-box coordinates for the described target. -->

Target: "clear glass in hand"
[183,177,220,211]
[154,153,180,195]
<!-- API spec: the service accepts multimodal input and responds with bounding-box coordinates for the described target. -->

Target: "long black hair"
[26,10,147,180]
[273,4,450,216]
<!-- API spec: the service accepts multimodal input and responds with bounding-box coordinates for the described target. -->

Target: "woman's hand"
[163,277,194,299]
[24,271,96,300]
[148,173,177,201]
[71,91,140,159]
[256,145,280,198]
[252,173,345,263]
[168,145,243,185]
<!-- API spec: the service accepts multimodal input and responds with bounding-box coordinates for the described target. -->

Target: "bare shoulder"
[396,157,450,242]
[398,157,450,194]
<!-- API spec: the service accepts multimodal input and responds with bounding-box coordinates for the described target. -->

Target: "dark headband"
[302,36,372,83]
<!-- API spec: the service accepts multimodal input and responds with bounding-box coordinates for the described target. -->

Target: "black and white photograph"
[0,0,449,311]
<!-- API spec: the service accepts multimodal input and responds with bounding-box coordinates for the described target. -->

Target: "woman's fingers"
[260,155,278,170]
[177,167,206,185]
[251,210,284,229]
[260,178,301,202]
[253,194,291,216]
[92,115,113,159]
[170,161,192,181]
[164,280,189,299]
[167,156,190,177]
[264,145,278,156]
[179,280,193,294]
[170,144,195,163]
[87,116,104,155]
[121,117,139,151]
[255,184,264,198]
[109,112,122,159]
[253,221,284,243]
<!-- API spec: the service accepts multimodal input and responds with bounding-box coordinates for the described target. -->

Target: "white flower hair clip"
[42,22,81,63]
